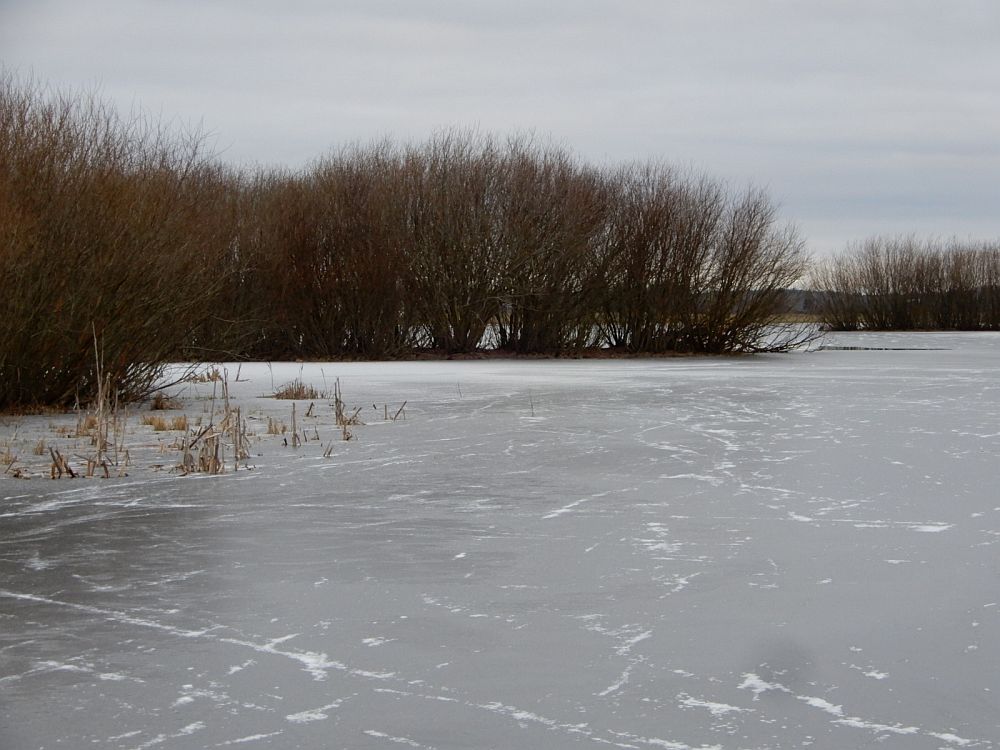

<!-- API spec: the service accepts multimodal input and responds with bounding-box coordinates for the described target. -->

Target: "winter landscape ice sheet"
[1,332,998,749]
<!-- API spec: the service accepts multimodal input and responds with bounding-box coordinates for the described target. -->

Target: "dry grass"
[142,415,166,430]
[49,447,76,479]
[75,414,98,437]
[143,414,188,431]
[178,375,250,475]
[150,392,181,410]
[274,379,322,400]
[266,416,285,435]
[333,379,363,426]
[185,367,223,384]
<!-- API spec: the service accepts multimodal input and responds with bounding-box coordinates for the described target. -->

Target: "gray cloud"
[2,0,998,253]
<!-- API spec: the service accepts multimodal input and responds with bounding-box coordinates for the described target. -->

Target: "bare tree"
[812,236,1000,331]
[0,73,236,408]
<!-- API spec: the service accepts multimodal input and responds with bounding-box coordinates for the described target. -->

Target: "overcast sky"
[2,0,998,254]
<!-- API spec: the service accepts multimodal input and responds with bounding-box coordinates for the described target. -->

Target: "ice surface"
[1,332,999,748]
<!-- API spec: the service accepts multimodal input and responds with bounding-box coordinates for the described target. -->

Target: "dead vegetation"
[332,379,362,441]
[273,379,322,400]
[1,441,17,468]
[141,414,188,432]
[150,392,181,410]
[178,375,249,475]
[184,367,223,384]
[2,368,411,480]
[78,340,130,478]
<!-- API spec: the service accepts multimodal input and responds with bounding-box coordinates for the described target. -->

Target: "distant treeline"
[811,237,1000,330]
[0,75,812,408]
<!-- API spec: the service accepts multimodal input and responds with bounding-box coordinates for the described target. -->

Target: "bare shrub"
[694,188,810,352]
[0,73,238,409]
[243,143,418,359]
[599,165,721,351]
[494,140,610,353]
[597,165,809,353]
[398,130,507,353]
[811,236,1000,331]
[0,73,820,377]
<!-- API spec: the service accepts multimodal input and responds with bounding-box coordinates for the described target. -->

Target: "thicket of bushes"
[13,75,1000,410]
[0,75,239,408]
[231,136,809,361]
[811,236,1000,330]
[0,74,810,408]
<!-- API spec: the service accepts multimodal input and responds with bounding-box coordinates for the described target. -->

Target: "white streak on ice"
[927,732,973,746]
[677,694,753,717]
[832,717,919,735]
[543,497,591,519]
[214,732,284,746]
[543,490,616,519]
[607,729,722,750]
[597,660,639,697]
[128,722,206,750]
[849,664,889,680]
[227,659,256,675]
[109,731,142,741]
[363,730,429,748]
[659,474,725,486]
[737,673,792,699]
[286,698,347,723]
[798,696,843,716]
[736,677,981,746]
[0,590,374,683]
[619,630,652,655]
[5,589,712,747]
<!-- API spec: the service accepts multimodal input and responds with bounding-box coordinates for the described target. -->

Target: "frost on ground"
[1,332,998,749]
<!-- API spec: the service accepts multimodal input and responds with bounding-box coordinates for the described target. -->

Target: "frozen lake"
[2,332,998,749]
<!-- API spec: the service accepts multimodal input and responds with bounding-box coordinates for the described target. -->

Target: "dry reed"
[274,379,322,400]
[178,372,249,475]
[142,414,188,432]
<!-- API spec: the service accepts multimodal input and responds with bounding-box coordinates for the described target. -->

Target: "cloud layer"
[3,0,998,253]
